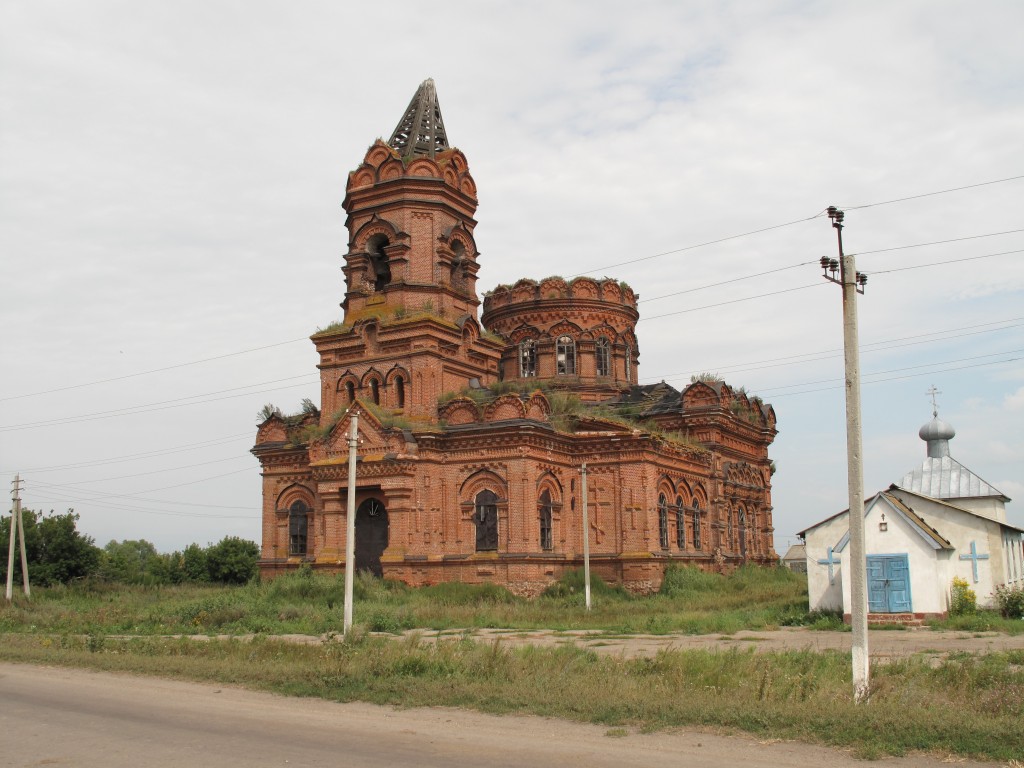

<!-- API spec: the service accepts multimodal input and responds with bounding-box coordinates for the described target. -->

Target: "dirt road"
[0,662,998,768]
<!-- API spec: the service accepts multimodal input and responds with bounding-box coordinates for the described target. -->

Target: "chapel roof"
[387,78,450,159]
[899,413,1010,502]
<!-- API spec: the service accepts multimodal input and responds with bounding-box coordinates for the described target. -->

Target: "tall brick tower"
[314,79,502,420]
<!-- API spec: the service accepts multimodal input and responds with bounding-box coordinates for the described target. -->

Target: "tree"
[204,536,259,584]
[100,539,159,583]
[2,509,101,586]
[181,543,209,582]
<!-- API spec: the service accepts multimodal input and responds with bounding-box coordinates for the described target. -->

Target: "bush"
[993,584,1024,619]
[1,508,101,586]
[658,565,722,597]
[205,536,259,584]
[950,576,977,616]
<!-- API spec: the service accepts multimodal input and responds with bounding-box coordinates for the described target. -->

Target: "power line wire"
[842,174,1024,211]
[0,336,310,403]
[863,249,1024,276]
[851,228,1024,256]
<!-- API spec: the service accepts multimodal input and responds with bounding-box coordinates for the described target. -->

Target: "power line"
[0,336,310,403]
[30,456,253,485]
[842,174,1024,211]
[863,249,1024,276]
[640,317,1024,384]
[0,432,253,474]
[640,261,817,304]
[767,356,1021,398]
[0,377,317,432]
[851,228,1024,257]
[29,478,254,511]
[639,283,824,322]
[569,210,829,279]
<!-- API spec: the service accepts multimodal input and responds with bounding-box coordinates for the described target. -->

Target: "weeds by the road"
[0,566,820,636]
[1,632,1021,762]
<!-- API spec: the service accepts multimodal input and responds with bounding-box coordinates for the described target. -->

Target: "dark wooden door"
[355,498,388,577]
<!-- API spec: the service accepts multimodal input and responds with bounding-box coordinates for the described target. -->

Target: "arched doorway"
[355,498,388,577]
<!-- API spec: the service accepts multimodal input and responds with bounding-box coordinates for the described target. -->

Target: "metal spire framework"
[388,78,450,159]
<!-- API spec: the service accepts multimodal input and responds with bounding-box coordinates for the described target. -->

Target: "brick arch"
[656,475,677,499]
[484,393,526,422]
[405,157,441,178]
[675,478,693,506]
[438,397,481,426]
[352,217,400,252]
[459,469,508,504]
[508,323,541,343]
[548,319,583,339]
[535,471,563,503]
[276,482,315,512]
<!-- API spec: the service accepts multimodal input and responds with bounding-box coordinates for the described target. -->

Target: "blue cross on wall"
[817,546,840,585]
[959,540,990,584]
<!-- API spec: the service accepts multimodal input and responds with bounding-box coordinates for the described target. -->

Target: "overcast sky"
[2,1,1022,556]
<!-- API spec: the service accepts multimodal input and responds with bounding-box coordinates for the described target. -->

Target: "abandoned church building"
[252,80,778,594]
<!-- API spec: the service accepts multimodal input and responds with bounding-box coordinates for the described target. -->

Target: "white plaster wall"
[891,490,1002,608]
[956,496,1006,524]
[803,513,847,612]
[838,496,946,615]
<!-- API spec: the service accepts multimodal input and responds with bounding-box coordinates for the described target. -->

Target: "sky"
[1,1,1022,555]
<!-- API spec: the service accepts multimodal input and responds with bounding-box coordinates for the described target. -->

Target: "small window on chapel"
[345,381,355,403]
[596,338,610,377]
[624,344,632,382]
[519,340,537,378]
[693,502,702,550]
[366,234,392,291]
[370,379,380,405]
[556,336,576,376]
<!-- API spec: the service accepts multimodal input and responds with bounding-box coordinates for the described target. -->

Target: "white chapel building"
[800,409,1023,619]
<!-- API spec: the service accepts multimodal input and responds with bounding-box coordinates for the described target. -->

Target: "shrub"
[541,568,629,599]
[993,583,1024,619]
[950,576,977,616]
[659,565,722,597]
[205,536,259,584]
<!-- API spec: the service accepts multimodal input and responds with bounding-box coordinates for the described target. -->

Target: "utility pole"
[821,207,869,702]
[581,463,592,611]
[343,412,359,636]
[7,474,30,601]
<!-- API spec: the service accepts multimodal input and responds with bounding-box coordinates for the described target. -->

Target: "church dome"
[919,416,955,442]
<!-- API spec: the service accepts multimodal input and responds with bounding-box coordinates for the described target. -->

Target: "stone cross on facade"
[958,540,989,583]
[817,546,840,585]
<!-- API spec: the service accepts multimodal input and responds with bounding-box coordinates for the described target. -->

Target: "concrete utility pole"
[343,413,359,635]
[821,207,869,702]
[6,474,30,601]
[581,463,592,611]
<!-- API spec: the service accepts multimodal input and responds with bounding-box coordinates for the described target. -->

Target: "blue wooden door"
[867,555,912,613]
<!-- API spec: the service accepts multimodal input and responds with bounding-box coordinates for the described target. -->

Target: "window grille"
[556,336,576,375]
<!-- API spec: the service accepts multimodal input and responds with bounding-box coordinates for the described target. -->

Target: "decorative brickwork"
[252,81,777,594]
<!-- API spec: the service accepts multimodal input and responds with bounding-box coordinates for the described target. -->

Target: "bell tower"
[314,79,501,420]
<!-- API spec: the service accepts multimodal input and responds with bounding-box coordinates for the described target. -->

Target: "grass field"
[2,566,1022,761]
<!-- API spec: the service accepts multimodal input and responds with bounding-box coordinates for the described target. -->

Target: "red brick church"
[252,80,778,594]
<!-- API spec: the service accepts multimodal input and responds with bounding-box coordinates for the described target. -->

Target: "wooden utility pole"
[6,474,30,601]
[821,207,869,702]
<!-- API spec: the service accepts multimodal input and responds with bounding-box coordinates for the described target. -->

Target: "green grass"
[1,633,1021,761]
[0,567,815,637]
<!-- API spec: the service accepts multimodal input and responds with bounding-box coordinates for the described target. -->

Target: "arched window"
[474,490,499,551]
[288,500,309,556]
[738,508,747,558]
[658,493,669,549]
[556,336,576,376]
[692,502,702,550]
[395,377,406,408]
[539,489,553,551]
[519,339,536,377]
[366,234,392,291]
[345,381,355,403]
[675,496,686,549]
[369,379,380,405]
[624,344,632,382]
[596,338,610,377]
